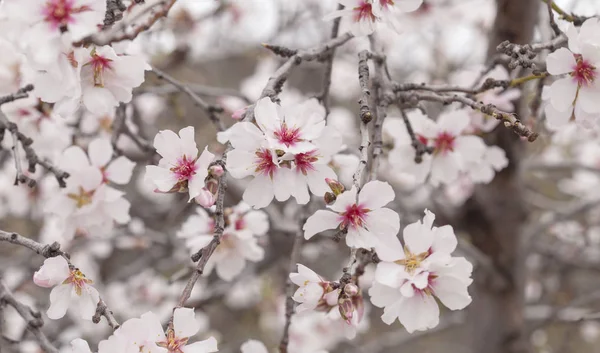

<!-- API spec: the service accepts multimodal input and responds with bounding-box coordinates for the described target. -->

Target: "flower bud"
[324,192,336,205]
[338,296,354,324]
[195,187,216,207]
[344,283,359,297]
[325,178,345,196]
[206,178,219,194]
[231,106,247,120]
[209,165,224,177]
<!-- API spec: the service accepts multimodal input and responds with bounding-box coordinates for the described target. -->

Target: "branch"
[318,3,344,116]
[278,207,308,353]
[0,280,59,353]
[74,0,178,47]
[352,50,373,189]
[151,67,226,132]
[0,230,119,330]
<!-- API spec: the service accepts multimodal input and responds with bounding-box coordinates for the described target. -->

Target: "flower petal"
[358,180,395,210]
[303,210,340,239]
[174,307,201,339]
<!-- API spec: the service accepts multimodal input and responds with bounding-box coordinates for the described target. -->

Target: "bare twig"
[0,280,59,353]
[151,67,226,132]
[318,3,344,116]
[278,207,308,353]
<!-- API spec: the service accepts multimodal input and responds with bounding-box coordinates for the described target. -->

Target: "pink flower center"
[340,204,369,230]
[158,330,189,353]
[295,150,319,175]
[433,132,455,154]
[353,1,376,23]
[572,56,597,87]
[89,52,113,87]
[273,123,302,147]
[42,0,91,29]
[254,148,278,179]
[62,269,92,296]
[171,155,198,181]
[234,217,246,230]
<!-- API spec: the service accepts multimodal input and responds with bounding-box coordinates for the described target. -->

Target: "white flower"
[290,264,336,313]
[70,338,92,353]
[241,340,268,353]
[178,203,268,281]
[225,98,341,209]
[145,308,218,353]
[545,19,600,128]
[145,126,216,201]
[33,256,100,320]
[303,180,403,259]
[78,46,148,114]
[0,0,105,67]
[464,145,508,184]
[324,0,378,37]
[369,210,473,333]
[385,109,487,186]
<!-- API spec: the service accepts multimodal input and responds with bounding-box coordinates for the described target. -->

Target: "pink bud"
[344,283,359,296]
[195,188,216,207]
[209,165,224,177]
[206,178,219,194]
[325,178,345,196]
[338,296,354,324]
[231,106,248,120]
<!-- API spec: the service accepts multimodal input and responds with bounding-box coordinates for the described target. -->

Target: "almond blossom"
[290,264,338,313]
[0,0,105,68]
[178,202,268,281]
[369,210,473,333]
[545,19,600,128]
[385,109,487,186]
[33,256,100,320]
[78,46,149,114]
[303,180,403,257]
[225,98,342,209]
[241,340,268,353]
[145,126,216,202]
[145,308,218,353]
[324,0,423,36]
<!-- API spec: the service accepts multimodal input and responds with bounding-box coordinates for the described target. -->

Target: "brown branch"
[74,0,178,47]
[151,67,226,132]
[0,280,59,353]
[278,207,308,353]
[318,3,344,116]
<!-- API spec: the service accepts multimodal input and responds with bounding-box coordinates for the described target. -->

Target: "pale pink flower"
[369,210,473,333]
[145,126,216,201]
[70,339,92,353]
[33,256,100,320]
[324,0,378,37]
[385,109,487,186]
[303,180,403,258]
[545,19,600,128]
[0,0,105,67]
[144,308,218,353]
[290,264,337,313]
[78,46,148,114]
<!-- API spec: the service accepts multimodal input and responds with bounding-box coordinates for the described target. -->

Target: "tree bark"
[460,1,538,353]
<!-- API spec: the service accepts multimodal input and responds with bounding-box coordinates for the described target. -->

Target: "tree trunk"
[460,1,538,353]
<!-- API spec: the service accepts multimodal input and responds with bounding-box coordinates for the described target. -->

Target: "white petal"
[70,339,92,353]
[436,110,470,136]
[397,295,440,333]
[369,282,400,308]
[105,156,135,184]
[240,340,268,353]
[182,337,218,353]
[179,126,199,159]
[33,256,70,288]
[578,85,600,114]
[254,97,280,133]
[216,253,245,281]
[432,275,472,310]
[395,0,423,12]
[358,180,395,209]
[403,221,434,254]
[454,135,486,163]
[243,175,274,209]
[145,165,177,192]
[47,284,73,319]
[88,138,113,167]
[227,149,257,179]
[75,285,100,320]
[303,210,340,239]
[173,307,200,339]
[546,48,576,75]
[544,103,572,130]
[431,225,457,254]
[154,129,182,163]
[272,168,294,202]
[550,78,578,112]
[375,262,405,288]
[329,186,358,213]
[226,122,266,151]
[296,264,322,283]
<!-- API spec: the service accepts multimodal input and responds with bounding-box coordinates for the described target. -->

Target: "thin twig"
[0,279,58,353]
[318,3,344,116]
